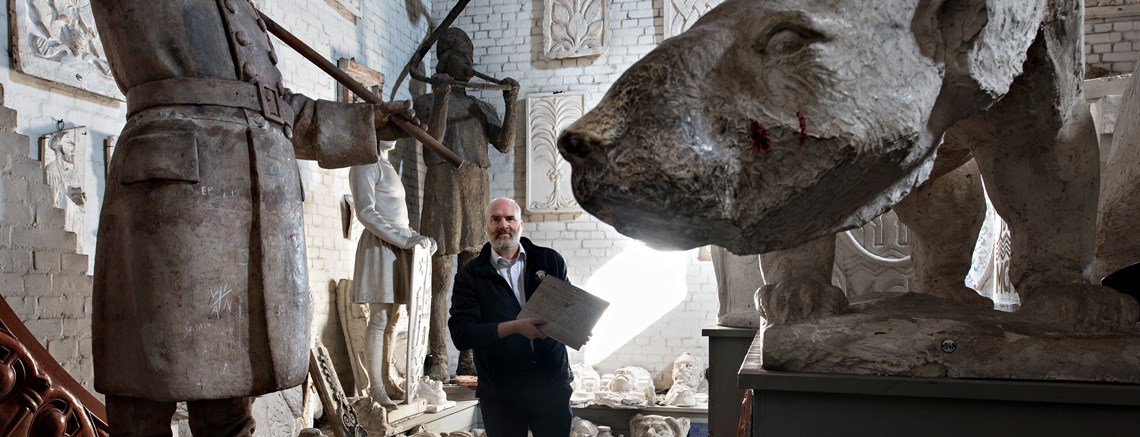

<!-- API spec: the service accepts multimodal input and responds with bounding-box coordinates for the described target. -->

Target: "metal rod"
[257,10,464,168]
[410,67,515,91]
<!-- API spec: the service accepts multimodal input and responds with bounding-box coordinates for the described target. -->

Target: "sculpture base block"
[759,292,1140,382]
[388,399,427,423]
[738,367,1140,436]
[424,400,455,413]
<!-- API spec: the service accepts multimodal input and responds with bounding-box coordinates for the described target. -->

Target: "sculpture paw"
[1017,284,1140,332]
[426,362,450,382]
[755,279,848,325]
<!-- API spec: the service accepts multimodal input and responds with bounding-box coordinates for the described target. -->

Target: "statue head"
[558,0,1047,254]
[437,27,475,82]
[630,414,690,437]
[485,197,523,256]
[671,352,703,387]
[49,133,78,164]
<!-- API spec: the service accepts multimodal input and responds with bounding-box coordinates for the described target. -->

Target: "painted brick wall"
[0,86,95,394]
[1086,2,1140,74]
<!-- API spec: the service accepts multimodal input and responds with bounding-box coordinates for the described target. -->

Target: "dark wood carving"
[310,343,366,437]
[0,296,109,436]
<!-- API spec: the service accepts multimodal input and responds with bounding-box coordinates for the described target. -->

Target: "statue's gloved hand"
[374,100,419,141]
[431,73,454,94]
[403,234,437,254]
[501,77,520,99]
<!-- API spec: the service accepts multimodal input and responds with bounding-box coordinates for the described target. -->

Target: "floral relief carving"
[544,0,609,59]
[526,92,585,213]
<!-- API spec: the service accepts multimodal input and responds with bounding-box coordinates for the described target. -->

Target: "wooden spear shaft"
[257,11,464,168]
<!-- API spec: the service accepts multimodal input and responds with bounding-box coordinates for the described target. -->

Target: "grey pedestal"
[702,326,757,436]
[739,336,1140,436]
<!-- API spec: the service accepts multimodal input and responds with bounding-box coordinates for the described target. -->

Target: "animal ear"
[916,0,1046,105]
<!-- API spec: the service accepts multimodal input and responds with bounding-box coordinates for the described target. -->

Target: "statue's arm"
[285,89,379,169]
[424,75,452,142]
[348,163,414,246]
[487,78,520,154]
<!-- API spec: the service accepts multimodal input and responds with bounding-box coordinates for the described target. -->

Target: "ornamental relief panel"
[544,0,609,59]
[526,92,585,213]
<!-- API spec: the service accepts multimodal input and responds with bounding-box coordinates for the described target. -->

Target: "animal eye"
[764,26,824,56]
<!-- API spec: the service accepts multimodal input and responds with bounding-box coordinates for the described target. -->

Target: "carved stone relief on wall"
[832,210,914,298]
[662,0,725,39]
[543,0,609,59]
[526,92,584,213]
[325,0,362,20]
[39,126,87,254]
[10,0,121,100]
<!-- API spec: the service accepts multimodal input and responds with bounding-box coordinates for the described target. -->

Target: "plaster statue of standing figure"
[415,27,520,380]
[350,140,438,407]
[90,0,420,434]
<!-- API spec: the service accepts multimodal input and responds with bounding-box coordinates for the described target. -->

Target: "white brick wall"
[0,94,96,394]
[1086,2,1140,73]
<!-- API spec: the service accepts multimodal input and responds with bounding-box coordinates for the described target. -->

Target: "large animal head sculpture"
[559,0,1048,254]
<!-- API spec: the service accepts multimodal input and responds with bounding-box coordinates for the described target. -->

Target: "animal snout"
[557,127,605,165]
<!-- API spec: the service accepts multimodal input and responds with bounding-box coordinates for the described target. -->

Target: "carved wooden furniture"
[0,297,108,436]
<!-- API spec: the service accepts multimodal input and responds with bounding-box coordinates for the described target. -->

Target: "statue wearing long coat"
[91,0,380,401]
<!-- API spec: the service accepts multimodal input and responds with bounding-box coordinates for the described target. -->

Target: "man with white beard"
[448,197,573,436]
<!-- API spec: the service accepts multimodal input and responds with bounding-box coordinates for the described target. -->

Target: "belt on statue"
[126,77,293,128]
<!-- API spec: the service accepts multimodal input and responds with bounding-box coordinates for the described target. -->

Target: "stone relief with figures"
[527,92,584,213]
[543,0,609,59]
[39,126,87,254]
[10,0,120,99]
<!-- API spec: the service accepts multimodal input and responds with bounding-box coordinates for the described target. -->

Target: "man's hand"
[498,318,547,340]
[374,100,420,141]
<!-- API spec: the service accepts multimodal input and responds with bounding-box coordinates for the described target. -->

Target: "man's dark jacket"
[448,237,572,399]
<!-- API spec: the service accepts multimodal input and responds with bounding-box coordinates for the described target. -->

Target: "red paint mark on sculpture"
[797,111,807,146]
[749,117,770,154]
